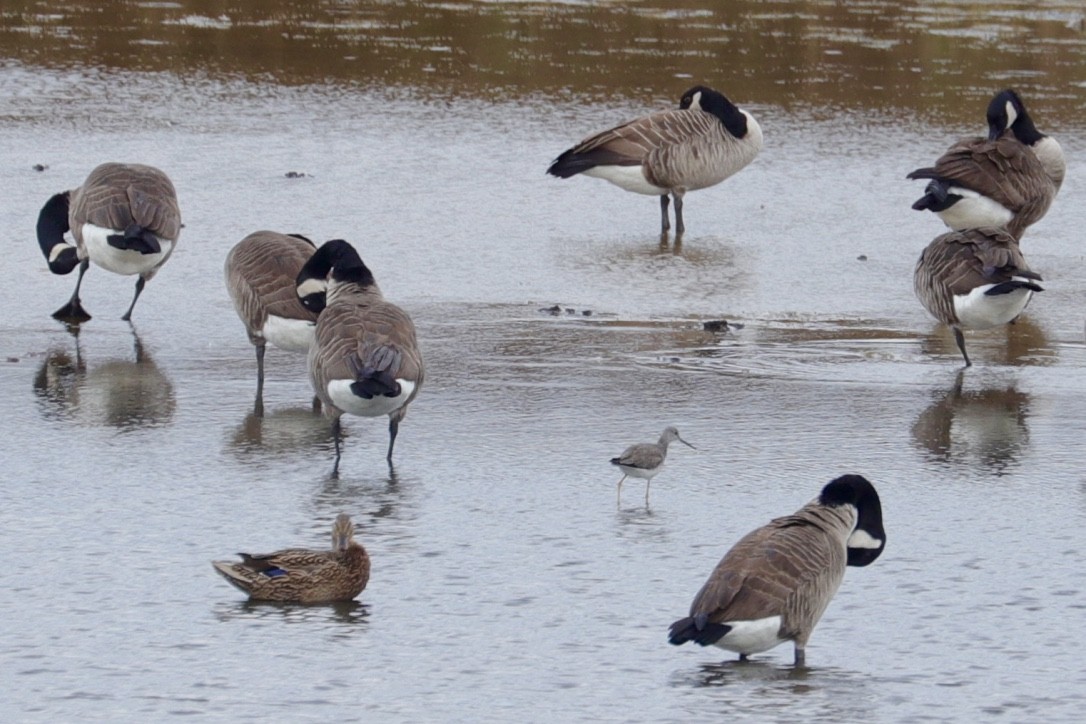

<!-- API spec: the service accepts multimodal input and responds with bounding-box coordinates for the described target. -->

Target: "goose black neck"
[37,192,70,251]
[680,85,749,139]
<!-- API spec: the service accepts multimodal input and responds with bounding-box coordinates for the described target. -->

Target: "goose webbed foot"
[52,299,91,325]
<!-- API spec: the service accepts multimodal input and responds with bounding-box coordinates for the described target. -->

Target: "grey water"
[2,1,1086,721]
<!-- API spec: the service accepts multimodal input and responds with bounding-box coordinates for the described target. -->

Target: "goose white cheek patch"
[847,528,884,550]
[296,278,326,300]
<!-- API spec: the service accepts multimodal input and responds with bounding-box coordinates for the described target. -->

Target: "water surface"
[1,2,1086,722]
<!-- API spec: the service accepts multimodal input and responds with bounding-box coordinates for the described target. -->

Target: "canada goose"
[36,162,181,323]
[914,226,1042,367]
[547,85,763,237]
[610,426,695,506]
[296,239,424,471]
[668,474,885,667]
[987,88,1065,192]
[224,231,321,416]
[907,91,1057,239]
[212,513,370,603]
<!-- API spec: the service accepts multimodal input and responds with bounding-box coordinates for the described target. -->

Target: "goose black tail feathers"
[107,224,162,255]
[667,615,732,646]
[986,279,1044,296]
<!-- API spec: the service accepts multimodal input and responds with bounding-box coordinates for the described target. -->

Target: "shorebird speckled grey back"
[610,426,695,506]
[547,85,762,239]
[36,162,181,324]
[668,474,886,667]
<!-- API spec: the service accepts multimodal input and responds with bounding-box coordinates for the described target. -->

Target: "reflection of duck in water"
[911,372,1031,471]
[32,329,175,428]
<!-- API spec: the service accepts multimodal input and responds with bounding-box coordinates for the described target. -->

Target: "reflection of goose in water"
[918,310,1052,368]
[228,405,330,459]
[32,329,175,428]
[911,372,1031,471]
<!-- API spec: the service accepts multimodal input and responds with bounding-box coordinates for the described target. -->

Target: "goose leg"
[953,327,972,367]
[793,646,806,668]
[386,416,399,464]
[331,417,343,477]
[659,195,670,236]
[311,395,322,415]
[253,343,266,418]
[673,192,685,238]
[52,259,92,323]
[121,276,146,322]
[739,654,749,662]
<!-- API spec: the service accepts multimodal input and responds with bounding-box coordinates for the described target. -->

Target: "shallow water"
[2,2,1086,722]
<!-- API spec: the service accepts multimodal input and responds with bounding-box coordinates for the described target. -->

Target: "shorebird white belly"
[327,379,416,417]
[83,224,172,275]
[616,463,661,480]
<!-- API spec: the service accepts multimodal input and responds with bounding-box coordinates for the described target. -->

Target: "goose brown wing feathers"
[226,232,317,336]
[551,109,721,174]
[687,513,845,629]
[70,163,181,243]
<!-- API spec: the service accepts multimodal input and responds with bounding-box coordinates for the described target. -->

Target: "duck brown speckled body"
[212,514,370,603]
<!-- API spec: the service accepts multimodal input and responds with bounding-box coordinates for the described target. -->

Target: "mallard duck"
[212,513,370,603]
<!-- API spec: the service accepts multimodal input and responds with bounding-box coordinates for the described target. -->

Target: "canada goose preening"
[547,85,763,238]
[296,239,424,472]
[212,513,370,603]
[907,90,1059,239]
[36,162,181,323]
[668,474,885,667]
[610,426,695,506]
[988,88,1065,192]
[914,226,1042,367]
[224,231,321,416]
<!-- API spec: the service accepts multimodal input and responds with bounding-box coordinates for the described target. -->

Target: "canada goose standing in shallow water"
[36,162,181,323]
[225,231,321,416]
[212,513,370,603]
[296,239,423,472]
[668,474,885,667]
[547,85,763,238]
[610,426,695,506]
[914,226,1042,367]
[907,90,1059,239]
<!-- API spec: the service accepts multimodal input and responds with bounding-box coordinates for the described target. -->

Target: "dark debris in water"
[702,319,743,333]
[539,304,593,317]
[32,164,47,172]
[857,254,868,261]
[284,171,310,178]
